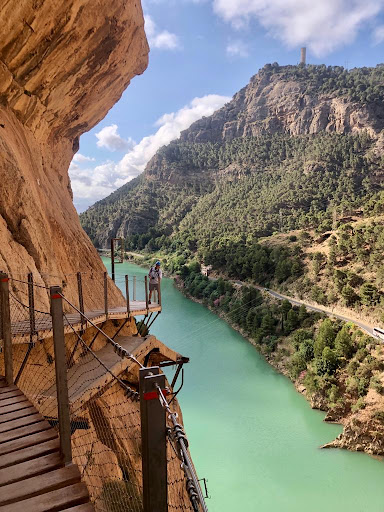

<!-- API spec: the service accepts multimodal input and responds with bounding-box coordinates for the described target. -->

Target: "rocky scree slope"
[0,0,148,308]
[81,64,384,251]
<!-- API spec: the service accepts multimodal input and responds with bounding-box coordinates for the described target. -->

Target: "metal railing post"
[50,286,72,465]
[110,239,115,282]
[140,367,168,512]
[133,276,137,301]
[125,275,130,316]
[27,273,36,341]
[77,272,85,333]
[0,273,13,386]
[145,276,149,312]
[157,282,162,308]
[104,272,108,319]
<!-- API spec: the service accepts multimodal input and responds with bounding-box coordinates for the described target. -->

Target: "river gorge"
[103,258,384,512]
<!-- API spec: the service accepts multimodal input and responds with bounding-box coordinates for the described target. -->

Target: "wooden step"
[0,464,81,506]
[64,504,95,511]
[0,482,90,512]
[0,419,51,444]
[0,394,29,408]
[0,437,59,469]
[0,398,33,415]
[0,405,36,424]
[0,428,57,456]
[0,389,23,400]
[0,412,43,434]
[0,451,62,486]
[0,384,18,394]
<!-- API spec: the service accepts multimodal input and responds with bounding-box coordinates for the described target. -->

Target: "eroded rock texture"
[0,0,149,307]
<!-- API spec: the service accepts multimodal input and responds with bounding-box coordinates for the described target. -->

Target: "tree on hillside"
[314,319,336,357]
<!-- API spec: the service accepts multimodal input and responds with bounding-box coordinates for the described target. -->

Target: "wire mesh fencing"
[0,271,207,512]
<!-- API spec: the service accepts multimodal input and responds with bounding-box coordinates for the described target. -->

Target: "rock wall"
[0,0,149,308]
[180,69,384,144]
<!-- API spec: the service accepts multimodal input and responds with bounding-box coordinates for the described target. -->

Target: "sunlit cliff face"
[0,0,148,308]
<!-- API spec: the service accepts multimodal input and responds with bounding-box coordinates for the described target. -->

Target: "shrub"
[351,397,366,412]
[289,352,307,379]
[370,376,383,394]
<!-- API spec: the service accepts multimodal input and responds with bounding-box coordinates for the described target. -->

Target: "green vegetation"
[261,63,384,103]
[179,262,383,412]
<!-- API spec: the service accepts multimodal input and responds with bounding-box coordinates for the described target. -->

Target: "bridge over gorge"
[0,272,209,512]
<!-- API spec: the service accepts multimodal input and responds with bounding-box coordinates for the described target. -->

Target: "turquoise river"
[103,258,384,512]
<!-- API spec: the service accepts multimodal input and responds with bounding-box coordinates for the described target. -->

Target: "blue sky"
[70,0,384,212]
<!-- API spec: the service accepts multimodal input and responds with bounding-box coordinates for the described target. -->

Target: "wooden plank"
[0,394,29,408]
[0,398,33,415]
[0,451,62,486]
[0,405,36,424]
[0,419,51,444]
[0,464,82,506]
[0,412,43,434]
[0,389,23,401]
[0,428,57,456]
[65,504,95,511]
[0,482,90,512]
[0,384,18,394]
[0,437,59,469]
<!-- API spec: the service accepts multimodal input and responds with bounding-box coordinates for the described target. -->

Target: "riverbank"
[174,268,384,458]
[101,257,384,511]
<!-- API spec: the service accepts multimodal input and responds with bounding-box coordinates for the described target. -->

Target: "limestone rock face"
[0,0,149,307]
[180,70,384,143]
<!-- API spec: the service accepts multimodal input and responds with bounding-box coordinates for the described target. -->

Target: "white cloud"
[116,94,230,179]
[95,124,135,152]
[70,94,230,211]
[213,0,384,56]
[72,153,95,163]
[226,40,249,57]
[374,24,384,43]
[144,15,181,50]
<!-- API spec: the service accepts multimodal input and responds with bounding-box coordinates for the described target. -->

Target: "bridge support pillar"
[50,286,72,465]
[140,367,168,512]
[0,272,13,386]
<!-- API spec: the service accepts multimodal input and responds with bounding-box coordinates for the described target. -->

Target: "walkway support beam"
[50,285,72,465]
[0,272,13,386]
[140,367,168,512]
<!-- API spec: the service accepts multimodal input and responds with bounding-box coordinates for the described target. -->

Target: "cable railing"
[3,271,161,345]
[0,271,208,512]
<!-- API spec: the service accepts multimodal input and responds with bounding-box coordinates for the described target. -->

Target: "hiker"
[148,261,162,304]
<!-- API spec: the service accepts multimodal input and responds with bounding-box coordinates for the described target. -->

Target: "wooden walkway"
[11,302,161,344]
[0,376,94,512]
[38,335,184,417]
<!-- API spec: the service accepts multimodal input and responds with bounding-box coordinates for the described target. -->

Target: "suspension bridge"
[0,271,208,512]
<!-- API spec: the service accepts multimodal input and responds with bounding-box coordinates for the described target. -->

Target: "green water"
[105,259,384,512]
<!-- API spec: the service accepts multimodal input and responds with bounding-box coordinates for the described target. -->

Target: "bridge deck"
[11,302,161,344]
[0,377,94,512]
[37,335,180,417]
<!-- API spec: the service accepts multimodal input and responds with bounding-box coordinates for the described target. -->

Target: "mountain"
[80,63,384,253]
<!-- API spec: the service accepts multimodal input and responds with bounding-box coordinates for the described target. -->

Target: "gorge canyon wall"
[0,0,149,307]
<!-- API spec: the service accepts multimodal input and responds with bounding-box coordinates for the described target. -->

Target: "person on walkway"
[148,260,162,304]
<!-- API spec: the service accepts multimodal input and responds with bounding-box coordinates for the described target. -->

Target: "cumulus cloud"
[213,0,384,56]
[72,153,95,163]
[226,40,249,57]
[373,24,384,43]
[70,94,230,211]
[116,94,230,180]
[144,15,181,50]
[96,124,136,152]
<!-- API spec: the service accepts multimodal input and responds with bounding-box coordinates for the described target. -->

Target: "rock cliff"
[180,65,384,143]
[0,0,149,307]
[80,63,384,248]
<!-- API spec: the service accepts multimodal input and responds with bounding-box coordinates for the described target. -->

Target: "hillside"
[81,63,384,256]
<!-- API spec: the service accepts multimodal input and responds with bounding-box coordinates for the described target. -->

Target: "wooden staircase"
[0,377,94,512]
